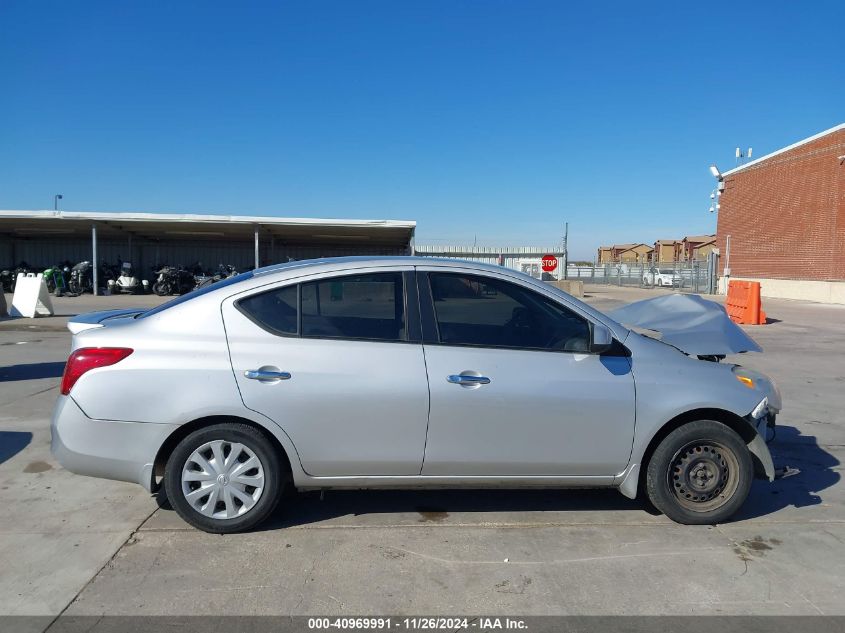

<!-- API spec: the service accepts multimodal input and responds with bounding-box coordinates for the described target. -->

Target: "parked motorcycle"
[152,265,195,296]
[0,267,15,293]
[1,262,38,293]
[99,261,120,290]
[68,261,93,295]
[43,262,72,295]
[194,263,238,290]
[108,261,148,294]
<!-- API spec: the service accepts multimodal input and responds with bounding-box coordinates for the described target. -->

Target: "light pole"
[562,222,569,280]
[708,164,729,291]
[54,194,63,210]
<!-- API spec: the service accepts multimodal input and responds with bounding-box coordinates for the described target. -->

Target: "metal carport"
[0,210,416,295]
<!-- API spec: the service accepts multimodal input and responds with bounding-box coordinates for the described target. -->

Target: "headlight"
[751,397,769,419]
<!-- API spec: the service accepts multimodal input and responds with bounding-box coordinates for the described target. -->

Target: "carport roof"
[0,210,416,245]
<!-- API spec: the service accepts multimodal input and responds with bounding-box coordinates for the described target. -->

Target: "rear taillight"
[60,347,133,395]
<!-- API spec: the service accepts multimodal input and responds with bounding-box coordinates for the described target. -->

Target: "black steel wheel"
[646,420,753,525]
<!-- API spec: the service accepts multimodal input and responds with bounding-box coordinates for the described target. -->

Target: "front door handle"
[447,374,491,386]
[244,369,291,381]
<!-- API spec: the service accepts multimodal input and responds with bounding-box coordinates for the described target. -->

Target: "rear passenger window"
[301,273,406,342]
[237,285,298,335]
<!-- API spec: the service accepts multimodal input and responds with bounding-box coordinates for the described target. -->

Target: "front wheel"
[153,280,172,296]
[645,420,753,525]
[164,423,284,533]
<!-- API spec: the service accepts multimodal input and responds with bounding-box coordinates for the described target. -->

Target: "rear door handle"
[244,369,291,381]
[447,374,491,386]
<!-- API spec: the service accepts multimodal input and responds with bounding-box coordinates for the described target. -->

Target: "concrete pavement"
[1,287,842,620]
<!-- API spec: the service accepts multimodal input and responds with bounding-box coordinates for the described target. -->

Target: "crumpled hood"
[609,293,762,356]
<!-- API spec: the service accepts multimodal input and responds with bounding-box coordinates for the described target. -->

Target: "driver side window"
[428,273,590,352]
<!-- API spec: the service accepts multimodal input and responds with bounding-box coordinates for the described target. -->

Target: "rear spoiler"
[67,309,145,334]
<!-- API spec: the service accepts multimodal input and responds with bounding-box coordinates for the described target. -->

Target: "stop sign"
[541,255,558,273]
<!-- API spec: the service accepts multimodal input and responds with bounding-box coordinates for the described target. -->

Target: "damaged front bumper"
[745,396,778,482]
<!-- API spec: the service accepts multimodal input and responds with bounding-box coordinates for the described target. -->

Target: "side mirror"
[590,323,613,354]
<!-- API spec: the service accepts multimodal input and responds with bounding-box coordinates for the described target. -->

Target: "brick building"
[715,123,845,303]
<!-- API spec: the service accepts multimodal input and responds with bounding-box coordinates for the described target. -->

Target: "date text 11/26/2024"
[307,617,528,630]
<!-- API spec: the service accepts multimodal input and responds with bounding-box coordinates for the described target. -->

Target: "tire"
[153,281,172,296]
[645,420,753,525]
[164,423,285,533]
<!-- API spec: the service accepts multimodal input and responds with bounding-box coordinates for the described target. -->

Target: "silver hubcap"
[181,440,265,520]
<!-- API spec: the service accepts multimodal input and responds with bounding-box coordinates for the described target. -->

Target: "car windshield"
[659,269,675,274]
[139,270,254,319]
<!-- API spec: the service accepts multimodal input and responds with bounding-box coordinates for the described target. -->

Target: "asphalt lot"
[1,286,843,621]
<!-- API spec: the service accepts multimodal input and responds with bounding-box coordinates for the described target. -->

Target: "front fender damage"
[747,431,775,482]
[617,412,776,500]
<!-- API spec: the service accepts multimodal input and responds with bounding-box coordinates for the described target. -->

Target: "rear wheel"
[164,423,284,533]
[645,420,753,524]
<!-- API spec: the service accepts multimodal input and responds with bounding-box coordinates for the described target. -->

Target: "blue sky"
[1,1,842,259]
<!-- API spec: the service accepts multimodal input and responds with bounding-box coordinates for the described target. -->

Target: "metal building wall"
[272,243,408,262]
[4,238,101,270]
[3,236,410,278]
[0,237,12,267]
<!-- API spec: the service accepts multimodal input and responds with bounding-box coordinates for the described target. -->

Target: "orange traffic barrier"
[726,280,767,325]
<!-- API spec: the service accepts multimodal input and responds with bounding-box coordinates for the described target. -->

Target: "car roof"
[251,255,513,278]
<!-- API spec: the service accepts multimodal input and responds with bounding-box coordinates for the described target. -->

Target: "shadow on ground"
[157,486,656,531]
[0,361,65,382]
[0,431,33,465]
[268,488,653,530]
[735,424,840,520]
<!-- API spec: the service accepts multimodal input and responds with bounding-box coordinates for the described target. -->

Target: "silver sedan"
[51,257,780,533]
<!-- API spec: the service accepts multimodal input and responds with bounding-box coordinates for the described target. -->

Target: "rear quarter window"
[237,285,298,335]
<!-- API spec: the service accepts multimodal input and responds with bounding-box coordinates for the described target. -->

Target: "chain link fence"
[570,255,719,294]
[415,246,720,294]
